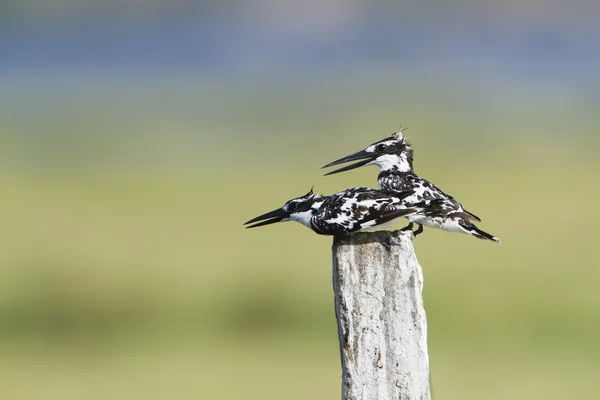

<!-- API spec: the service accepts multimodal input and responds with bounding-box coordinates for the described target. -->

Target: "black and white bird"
[322,129,500,242]
[244,187,419,237]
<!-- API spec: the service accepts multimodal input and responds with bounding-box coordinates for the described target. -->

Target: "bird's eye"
[288,202,298,211]
[376,144,387,152]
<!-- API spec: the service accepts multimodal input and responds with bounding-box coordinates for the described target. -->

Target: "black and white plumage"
[244,187,419,237]
[322,129,500,242]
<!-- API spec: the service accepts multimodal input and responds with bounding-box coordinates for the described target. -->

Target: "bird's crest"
[392,125,409,141]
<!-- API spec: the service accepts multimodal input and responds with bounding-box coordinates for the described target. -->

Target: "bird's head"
[322,128,413,175]
[244,187,321,229]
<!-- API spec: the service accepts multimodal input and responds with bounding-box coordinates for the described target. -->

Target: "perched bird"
[244,187,419,237]
[322,129,500,242]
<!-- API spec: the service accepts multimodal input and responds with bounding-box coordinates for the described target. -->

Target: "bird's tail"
[459,220,501,243]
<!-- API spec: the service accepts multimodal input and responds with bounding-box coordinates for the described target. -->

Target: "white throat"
[289,210,314,228]
[369,153,411,172]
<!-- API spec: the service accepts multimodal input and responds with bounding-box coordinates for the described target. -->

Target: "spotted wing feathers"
[379,171,481,222]
[311,188,417,236]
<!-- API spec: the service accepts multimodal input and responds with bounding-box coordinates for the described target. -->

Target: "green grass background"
[1,77,599,399]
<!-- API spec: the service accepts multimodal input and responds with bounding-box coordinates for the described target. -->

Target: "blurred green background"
[2,2,600,399]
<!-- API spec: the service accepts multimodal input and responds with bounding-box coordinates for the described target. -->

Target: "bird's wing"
[454,210,481,222]
[357,206,418,230]
[314,191,415,235]
[411,177,482,222]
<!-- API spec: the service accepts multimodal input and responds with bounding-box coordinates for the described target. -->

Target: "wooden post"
[332,230,431,400]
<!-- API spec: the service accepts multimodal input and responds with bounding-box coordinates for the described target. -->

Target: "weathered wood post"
[332,229,431,400]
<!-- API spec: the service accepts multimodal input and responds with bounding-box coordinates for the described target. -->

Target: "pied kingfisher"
[322,129,500,242]
[244,187,419,236]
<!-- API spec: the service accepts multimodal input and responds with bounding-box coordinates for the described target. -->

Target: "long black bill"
[244,208,290,229]
[321,150,373,176]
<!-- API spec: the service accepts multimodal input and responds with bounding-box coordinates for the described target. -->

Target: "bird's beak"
[244,207,290,229]
[322,150,373,176]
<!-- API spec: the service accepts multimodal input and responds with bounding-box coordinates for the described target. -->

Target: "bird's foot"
[400,222,414,232]
[413,224,424,236]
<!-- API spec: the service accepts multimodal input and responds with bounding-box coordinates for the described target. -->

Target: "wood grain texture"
[332,230,431,400]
